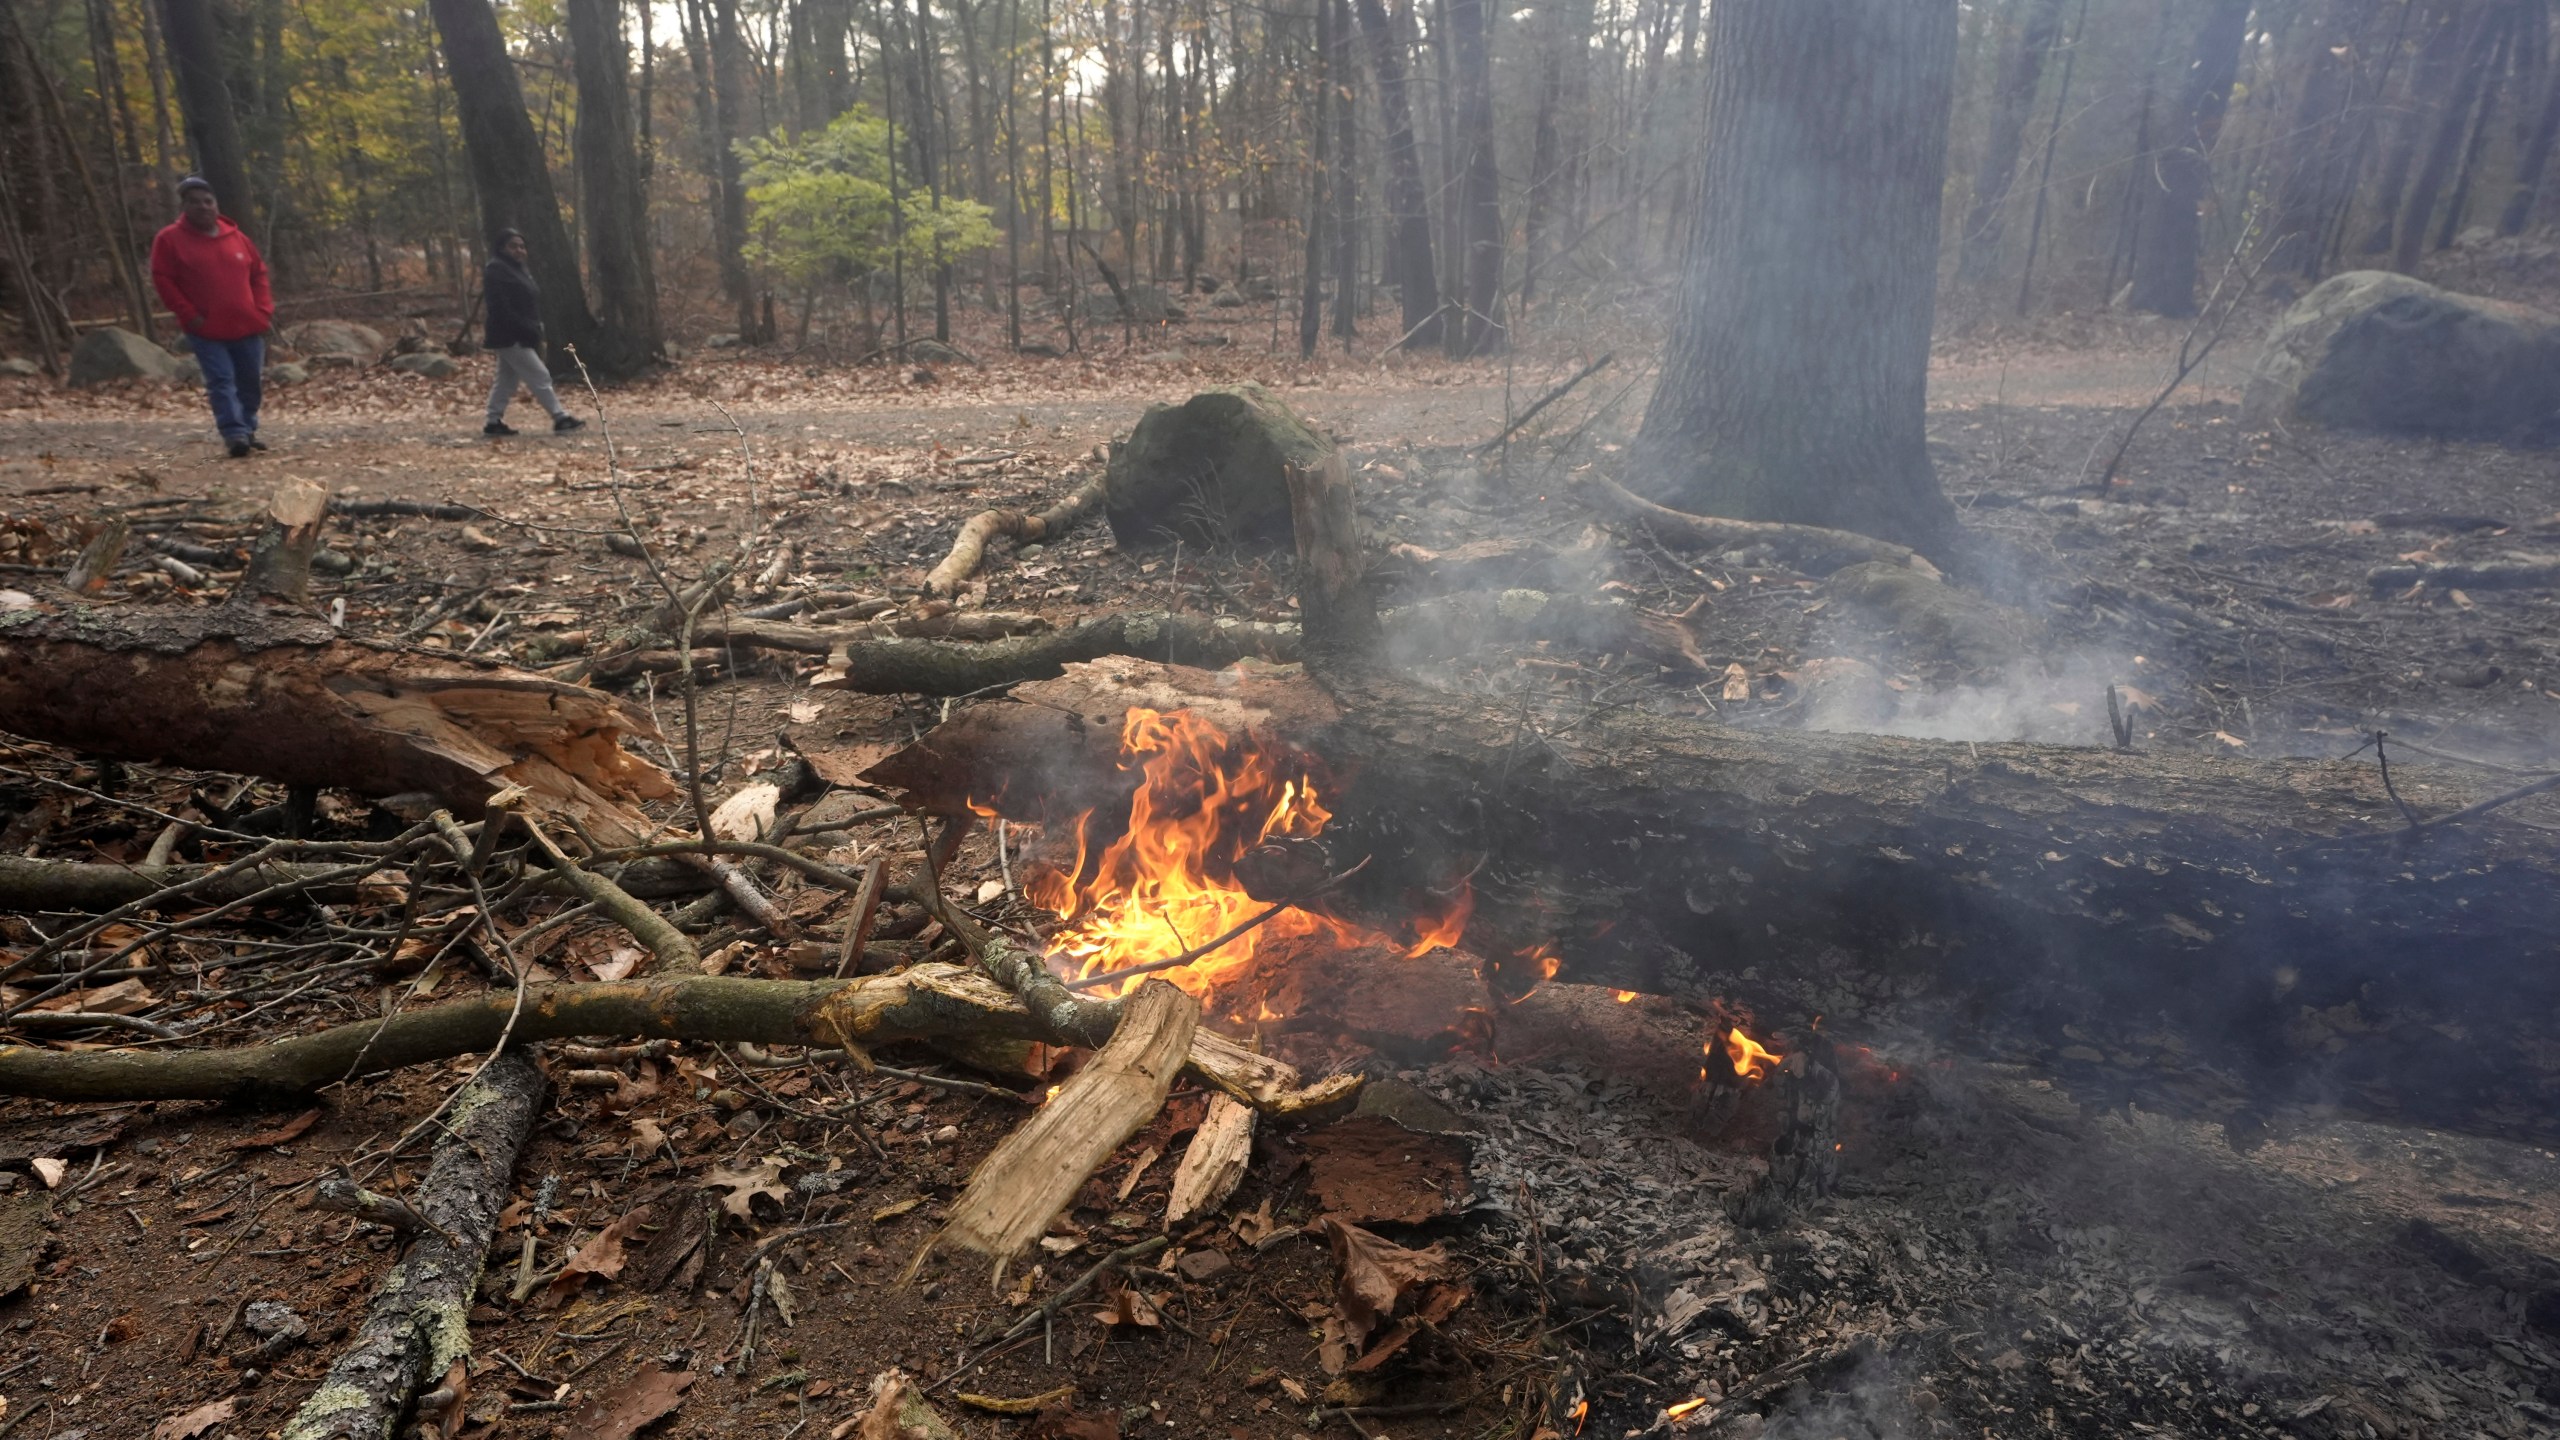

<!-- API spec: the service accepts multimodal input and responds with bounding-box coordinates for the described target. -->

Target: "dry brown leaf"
[545,1206,651,1307]
[1312,1215,1452,1373]
[229,1107,322,1150]
[152,1397,236,1440]
[563,1361,693,1440]
[29,1157,65,1189]
[837,1369,959,1440]
[1719,662,1750,702]
[705,1158,791,1218]
[30,978,156,1014]
[1096,1280,1162,1329]
[589,946,644,983]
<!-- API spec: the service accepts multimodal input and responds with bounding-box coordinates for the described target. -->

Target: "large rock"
[280,319,385,360]
[66,328,182,387]
[266,361,310,386]
[1103,383,1333,549]
[0,358,39,377]
[2242,271,2560,441]
[388,352,458,379]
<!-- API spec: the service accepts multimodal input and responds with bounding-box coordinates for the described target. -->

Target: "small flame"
[1666,1399,1709,1420]
[1613,990,1640,1004]
[1567,1398,1588,1434]
[1722,1026,1782,1082]
[1506,942,1563,1002]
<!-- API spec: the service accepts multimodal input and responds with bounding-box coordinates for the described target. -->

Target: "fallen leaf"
[870,1195,924,1223]
[628,1117,669,1157]
[976,878,1006,904]
[2308,591,2357,609]
[545,1206,651,1307]
[152,1397,236,1440]
[1024,1404,1121,1440]
[836,1369,960,1440]
[30,977,156,1014]
[230,1107,322,1150]
[768,1265,799,1327]
[563,1361,693,1440]
[2212,731,2247,748]
[29,1158,65,1189]
[2114,685,2160,712]
[1313,1215,1451,1373]
[1096,1280,1162,1329]
[1232,1197,1281,1248]
[589,946,644,983]
[2449,588,2474,609]
[1719,662,1750,702]
[705,1158,791,1218]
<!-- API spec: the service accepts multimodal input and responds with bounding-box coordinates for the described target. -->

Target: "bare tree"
[566,0,663,376]
[2128,0,2250,318]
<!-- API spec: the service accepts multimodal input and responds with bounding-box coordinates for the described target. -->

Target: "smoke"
[1812,650,2143,746]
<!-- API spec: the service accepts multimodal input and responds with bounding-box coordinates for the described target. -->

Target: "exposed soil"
[0,316,2556,1440]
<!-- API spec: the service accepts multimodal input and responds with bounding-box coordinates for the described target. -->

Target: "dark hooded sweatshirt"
[483,249,544,351]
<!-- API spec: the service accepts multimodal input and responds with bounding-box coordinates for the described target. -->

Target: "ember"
[1029,706,1465,995]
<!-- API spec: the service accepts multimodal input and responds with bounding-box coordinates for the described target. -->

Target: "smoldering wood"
[865,656,2560,1146]
[280,1050,544,1440]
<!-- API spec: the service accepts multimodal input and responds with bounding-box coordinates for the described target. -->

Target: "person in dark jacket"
[150,176,273,458]
[482,229,583,436]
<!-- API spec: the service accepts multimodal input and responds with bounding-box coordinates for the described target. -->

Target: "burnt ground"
[0,311,2557,1440]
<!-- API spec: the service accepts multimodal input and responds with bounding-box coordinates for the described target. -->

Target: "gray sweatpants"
[486,344,565,423]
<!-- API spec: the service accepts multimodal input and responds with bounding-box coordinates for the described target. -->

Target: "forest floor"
[0,306,2557,1440]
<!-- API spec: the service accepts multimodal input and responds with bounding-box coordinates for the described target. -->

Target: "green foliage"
[741,109,998,287]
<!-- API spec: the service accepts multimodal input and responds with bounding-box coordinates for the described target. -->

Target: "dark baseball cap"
[176,175,214,196]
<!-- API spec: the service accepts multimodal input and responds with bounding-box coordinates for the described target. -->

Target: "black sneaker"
[552,415,586,433]
[246,437,268,451]
[484,421,518,437]
[226,439,252,458]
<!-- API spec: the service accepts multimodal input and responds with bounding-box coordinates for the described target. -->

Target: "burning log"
[863,656,2560,1147]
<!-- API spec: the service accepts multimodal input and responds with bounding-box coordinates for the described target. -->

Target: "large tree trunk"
[1355,0,1442,348]
[1954,0,2066,289]
[2393,3,2507,273]
[154,0,256,240]
[2127,0,2250,318]
[565,0,664,377]
[2500,40,2560,234]
[2267,0,2373,276]
[428,0,605,371]
[1443,0,1504,357]
[1630,0,1958,556]
[868,656,2560,1150]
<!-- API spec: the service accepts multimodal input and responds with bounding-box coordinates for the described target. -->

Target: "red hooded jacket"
[150,217,273,341]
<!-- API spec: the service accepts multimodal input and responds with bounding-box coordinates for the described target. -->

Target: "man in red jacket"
[150,176,274,458]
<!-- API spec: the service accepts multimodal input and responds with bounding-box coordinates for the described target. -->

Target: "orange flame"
[1665,1399,1709,1420]
[1613,990,1641,1004]
[1722,1026,1783,1083]
[1031,708,1466,996]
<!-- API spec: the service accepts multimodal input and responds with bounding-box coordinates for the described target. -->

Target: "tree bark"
[2127,0,2249,317]
[566,0,665,377]
[1954,0,2066,289]
[428,0,605,371]
[2393,4,2507,273]
[1443,0,1504,357]
[871,657,2560,1149]
[1355,0,1441,348]
[2500,39,2560,234]
[154,0,256,239]
[1629,0,1958,555]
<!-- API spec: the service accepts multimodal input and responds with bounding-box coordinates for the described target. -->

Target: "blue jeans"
[189,334,264,443]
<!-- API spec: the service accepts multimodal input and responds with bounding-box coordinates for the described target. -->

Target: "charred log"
[866,657,2560,1146]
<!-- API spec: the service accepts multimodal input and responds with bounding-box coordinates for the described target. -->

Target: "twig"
[1474,353,1614,454]
[931,1235,1171,1392]
[2091,215,2273,492]
[2374,731,2425,829]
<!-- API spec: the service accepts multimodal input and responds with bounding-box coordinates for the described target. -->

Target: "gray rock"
[279,318,384,359]
[707,332,744,349]
[1138,350,1188,365]
[266,361,310,386]
[66,327,182,387]
[305,352,357,370]
[1092,284,1185,322]
[1210,289,1250,309]
[1103,382,1334,549]
[388,352,459,379]
[2242,271,2560,442]
[1018,340,1065,358]
[907,338,979,366]
[0,358,39,377]
[168,355,202,387]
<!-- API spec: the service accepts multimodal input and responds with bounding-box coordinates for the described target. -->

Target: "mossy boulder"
[2242,271,2560,442]
[1104,383,1334,549]
[67,327,183,387]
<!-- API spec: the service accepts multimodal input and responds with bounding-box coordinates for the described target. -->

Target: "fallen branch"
[522,822,702,974]
[327,498,493,522]
[1577,474,1941,578]
[1476,352,1614,453]
[925,477,1108,597]
[0,965,1356,1114]
[809,612,1297,695]
[2366,559,2560,593]
[0,856,366,912]
[281,1050,544,1440]
[690,611,1052,657]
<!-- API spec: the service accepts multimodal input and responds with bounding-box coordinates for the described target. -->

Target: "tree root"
[925,477,1108,598]
[281,1050,544,1440]
[1578,473,1942,577]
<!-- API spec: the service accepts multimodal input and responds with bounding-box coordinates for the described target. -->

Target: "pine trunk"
[429,0,604,370]
[1630,0,1958,555]
[566,0,664,377]
[2126,0,2249,318]
[1355,0,1441,347]
[1953,0,2066,289]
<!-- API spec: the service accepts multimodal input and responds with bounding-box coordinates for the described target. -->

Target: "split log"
[281,1050,543,1440]
[1164,1092,1255,1227]
[0,965,1353,1116]
[863,656,2560,1147]
[922,979,1197,1276]
[925,477,1107,597]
